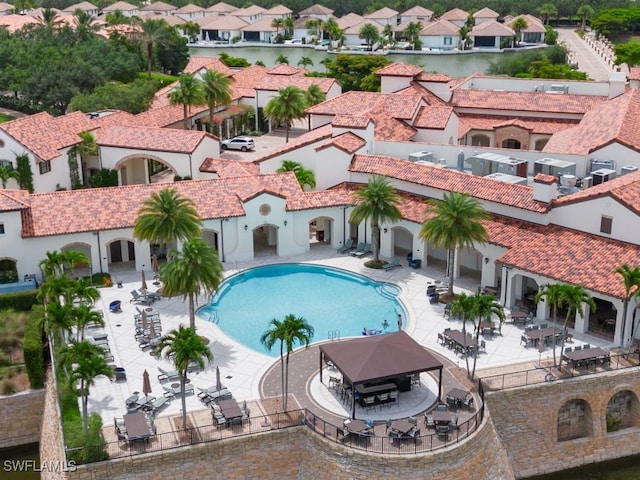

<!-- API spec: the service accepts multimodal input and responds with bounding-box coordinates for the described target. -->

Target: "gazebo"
[319,332,443,419]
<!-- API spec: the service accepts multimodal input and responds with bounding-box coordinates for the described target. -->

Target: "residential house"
[204,2,237,16]
[231,5,267,25]
[175,3,205,21]
[298,4,334,21]
[511,14,547,44]
[473,7,499,25]
[264,5,292,20]
[240,16,277,43]
[0,2,13,15]
[102,1,138,17]
[399,6,433,24]
[62,1,100,17]
[363,7,398,26]
[199,14,247,42]
[343,20,384,48]
[139,1,176,16]
[470,20,514,48]
[439,8,469,28]
[419,20,460,50]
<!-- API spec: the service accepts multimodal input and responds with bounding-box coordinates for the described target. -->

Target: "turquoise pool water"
[198,263,405,357]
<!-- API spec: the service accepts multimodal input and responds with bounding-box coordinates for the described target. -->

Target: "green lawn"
[0,113,15,123]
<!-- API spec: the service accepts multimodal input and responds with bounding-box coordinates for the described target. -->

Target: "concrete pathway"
[556,28,617,82]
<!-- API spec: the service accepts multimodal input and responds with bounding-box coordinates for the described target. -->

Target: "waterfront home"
[102,1,138,18]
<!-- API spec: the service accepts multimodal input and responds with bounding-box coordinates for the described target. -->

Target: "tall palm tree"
[323,17,344,46]
[382,23,394,46]
[304,84,325,107]
[539,3,558,25]
[260,314,314,410]
[36,8,64,30]
[201,69,233,137]
[72,9,99,41]
[469,293,504,379]
[42,302,75,345]
[271,17,283,39]
[156,326,213,429]
[450,292,476,375]
[39,250,66,279]
[139,18,169,79]
[105,9,129,26]
[70,305,104,341]
[160,238,223,329]
[297,56,314,68]
[0,165,18,188]
[67,277,100,306]
[419,192,489,298]
[349,175,402,263]
[181,20,200,43]
[614,264,640,348]
[168,73,206,130]
[359,23,380,51]
[510,18,528,47]
[559,285,595,363]
[577,5,595,30]
[263,86,307,142]
[404,21,422,50]
[60,340,113,433]
[276,160,316,190]
[60,249,90,277]
[133,187,202,249]
[535,283,569,367]
[283,17,294,37]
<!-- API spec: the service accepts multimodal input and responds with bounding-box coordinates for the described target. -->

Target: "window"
[502,139,522,149]
[444,37,452,45]
[39,160,51,174]
[0,160,11,169]
[600,215,612,234]
[0,223,4,235]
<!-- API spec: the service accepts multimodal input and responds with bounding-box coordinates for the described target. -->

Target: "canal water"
[189,44,503,76]
[1,443,40,479]
[526,452,640,479]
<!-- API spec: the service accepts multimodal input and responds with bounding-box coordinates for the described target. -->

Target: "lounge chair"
[130,290,153,306]
[382,256,402,271]
[150,396,170,412]
[349,242,366,256]
[157,367,180,382]
[353,243,372,258]
[337,238,354,254]
[140,288,162,301]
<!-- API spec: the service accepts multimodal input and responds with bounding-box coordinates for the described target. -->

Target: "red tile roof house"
[3,61,640,348]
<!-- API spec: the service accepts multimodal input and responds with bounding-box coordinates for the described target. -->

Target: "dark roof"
[319,332,442,385]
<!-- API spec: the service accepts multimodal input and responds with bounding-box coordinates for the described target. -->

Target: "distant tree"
[297,56,314,68]
[359,23,380,51]
[271,17,283,37]
[255,60,266,66]
[403,21,422,50]
[577,5,595,30]
[72,9,99,41]
[539,3,558,25]
[277,160,316,189]
[168,73,206,130]
[283,17,294,37]
[275,53,289,64]
[201,69,232,137]
[321,54,390,92]
[69,79,158,114]
[35,8,64,30]
[181,21,201,43]
[382,23,394,46]
[430,3,446,18]
[139,18,169,79]
[323,17,345,46]
[616,40,640,66]
[105,9,129,26]
[304,83,325,107]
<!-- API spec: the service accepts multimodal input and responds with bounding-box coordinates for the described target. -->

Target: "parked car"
[220,136,255,151]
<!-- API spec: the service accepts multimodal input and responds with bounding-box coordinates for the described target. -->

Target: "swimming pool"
[198,263,405,357]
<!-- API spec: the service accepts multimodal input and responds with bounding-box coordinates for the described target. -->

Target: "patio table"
[510,311,530,325]
[345,419,370,435]
[447,387,469,403]
[431,410,453,424]
[124,411,151,442]
[524,327,561,347]
[563,347,609,367]
[390,419,414,435]
[218,398,243,421]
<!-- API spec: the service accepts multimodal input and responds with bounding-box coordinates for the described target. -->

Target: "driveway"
[220,127,306,162]
[555,28,615,82]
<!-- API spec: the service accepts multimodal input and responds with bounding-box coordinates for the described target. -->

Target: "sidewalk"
[556,28,619,82]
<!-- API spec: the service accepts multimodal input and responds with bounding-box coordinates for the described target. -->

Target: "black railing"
[67,404,486,464]
[480,351,640,391]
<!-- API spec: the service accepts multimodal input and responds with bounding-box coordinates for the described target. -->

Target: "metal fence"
[480,351,640,391]
[67,405,486,464]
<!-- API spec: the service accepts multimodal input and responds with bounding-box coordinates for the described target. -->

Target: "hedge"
[23,307,45,389]
[0,290,39,311]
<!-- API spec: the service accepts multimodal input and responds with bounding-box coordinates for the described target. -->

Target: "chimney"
[532,173,558,203]
[609,71,627,98]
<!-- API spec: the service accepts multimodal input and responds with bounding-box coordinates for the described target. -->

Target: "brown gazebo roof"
[319,331,442,385]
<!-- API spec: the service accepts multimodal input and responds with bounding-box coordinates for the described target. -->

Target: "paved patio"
[87,245,614,438]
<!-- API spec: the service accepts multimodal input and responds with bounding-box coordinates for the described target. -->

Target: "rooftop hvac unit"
[408,151,433,163]
[590,159,615,172]
[580,176,593,188]
[621,165,639,176]
[591,168,616,185]
[548,84,569,94]
[533,158,576,178]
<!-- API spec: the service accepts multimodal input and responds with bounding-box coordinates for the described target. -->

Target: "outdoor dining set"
[114,410,156,444]
[562,344,611,369]
[438,329,486,357]
[329,375,400,411]
[520,324,567,348]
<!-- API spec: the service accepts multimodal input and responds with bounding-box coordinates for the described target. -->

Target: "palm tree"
[263,86,307,142]
[304,84,325,107]
[105,9,129,26]
[260,314,314,410]
[36,8,64,30]
[39,250,66,279]
[72,9,99,41]
[305,18,321,41]
[0,165,18,188]
[535,283,569,367]
[283,17,294,37]
[160,238,223,329]
[156,326,213,429]
[271,17,283,39]
[181,21,200,43]
[169,73,206,130]
[614,264,640,348]
[559,285,595,363]
[61,340,113,433]
[469,293,504,379]
[450,292,476,375]
[510,18,528,47]
[382,23,394,47]
[539,3,558,25]
[297,56,314,68]
[70,305,104,341]
[60,249,90,277]
[359,23,380,51]
[67,277,100,306]
[201,69,233,137]
[323,17,344,46]
[43,302,75,345]
[349,175,402,263]
[276,160,316,190]
[404,21,422,50]
[139,18,169,79]
[577,5,595,30]
[419,192,489,298]
[133,187,202,249]
[275,54,289,65]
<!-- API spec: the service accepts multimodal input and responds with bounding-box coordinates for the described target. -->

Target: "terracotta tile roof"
[140,1,174,12]
[232,5,267,16]
[349,154,549,212]
[266,5,292,15]
[91,110,140,128]
[413,105,453,129]
[458,114,578,138]
[199,14,247,29]
[175,3,203,14]
[629,67,640,81]
[0,14,36,33]
[315,132,367,154]
[134,104,196,128]
[337,13,365,29]
[256,75,336,93]
[376,62,422,77]
[420,19,459,36]
[470,20,514,37]
[451,89,607,115]
[103,1,137,12]
[299,4,333,15]
[199,158,261,177]
[0,111,96,161]
[286,182,355,211]
[306,91,421,120]
[138,13,185,26]
[183,56,233,76]
[473,7,499,18]
[440,8,468,21]
[397,83,447,105]
[265,64,304,76]
[97,126,209,153]
[543,89,640,155]
[332,115,371,129]
[231,65,268,100]
[0,190,29,212]
[205,2,237,13]
[344,20,383,35]
[63,1,98,12]
[364,7,398,19]
[240,16,277,32]
[401,6,433,17]
[511,14,547,33]
[552,170,640,213]
[415,72,452,83]
[254,124,333,163]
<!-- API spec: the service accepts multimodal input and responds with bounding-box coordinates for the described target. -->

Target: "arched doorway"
[457,246,482,282]
[309,216,333,248]
[252,225,278,258]
[107,238,136,272]
[0,258,18,284]
[388,226,412,258]
[501,138,521,149]
[115,155,177,186]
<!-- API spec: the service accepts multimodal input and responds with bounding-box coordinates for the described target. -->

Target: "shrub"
[89,272,112,288]
[0,378,17,395]
[23,307,45,389]
[0,290,39,311]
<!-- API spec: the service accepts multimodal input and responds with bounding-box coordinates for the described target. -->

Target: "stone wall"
[40,368,67,480]
[63,416,513,480]
[486,368,640,478]
[0,387,45,449]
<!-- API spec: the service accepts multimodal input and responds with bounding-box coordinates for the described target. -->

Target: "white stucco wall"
[100,146,199,181]
[380,76,413,94]
[420,34,460,49]
[587,143,640,176]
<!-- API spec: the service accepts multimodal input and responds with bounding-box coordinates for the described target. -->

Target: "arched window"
[557,398,592,441]
[606,390,635,432]
[534,138,549,151]
[502,139,521,149]
[471,134,490,147]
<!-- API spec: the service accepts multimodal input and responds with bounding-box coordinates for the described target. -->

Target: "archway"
[589,297,616,340]
[309,216,334,248]
[0,258,18,284]
[501,138,521,149]
[114,155,177,186]
[388,226,412,258]
[202,228,220,253]
[106,238,136,273]
[557,398,593,441]
[252,225,278,258]
[457,246,482,283]
[471,134,490,147]
[606,390,637,432]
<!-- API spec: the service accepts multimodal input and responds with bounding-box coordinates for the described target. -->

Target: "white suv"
[220,136,255,151]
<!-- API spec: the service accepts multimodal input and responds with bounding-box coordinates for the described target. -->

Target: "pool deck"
[89,244,614,436]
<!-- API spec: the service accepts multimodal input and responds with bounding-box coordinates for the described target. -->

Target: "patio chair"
[382,256,402,271]
[140,288,162,301]
[425,414,435,429]
[363,396,376,412]
[388,390,398,406]
[150,396,169,412]
[130,290,153,306]
[436,425,450,441]
[349,242,366,257]
[436,403,448,412]
[353,243,372,258]
[157,367,180,382]
[408,416,418,425]
[337,238,354,254]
